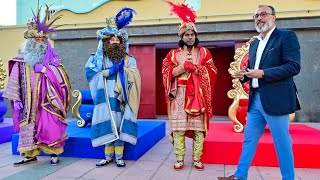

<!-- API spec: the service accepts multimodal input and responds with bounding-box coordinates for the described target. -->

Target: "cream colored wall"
[0,26,25,61]
[0,26,25,87]
[199,0,320,21]
[54,0,320,29]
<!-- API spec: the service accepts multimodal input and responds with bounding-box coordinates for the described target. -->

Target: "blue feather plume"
[115,7,136,30]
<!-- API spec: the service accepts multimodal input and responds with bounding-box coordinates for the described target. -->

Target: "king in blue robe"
[85,8,141,168]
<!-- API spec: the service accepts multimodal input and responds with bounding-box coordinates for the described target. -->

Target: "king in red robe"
[162,1,218,171]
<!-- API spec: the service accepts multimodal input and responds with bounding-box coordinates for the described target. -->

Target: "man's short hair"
[258,5,276,15]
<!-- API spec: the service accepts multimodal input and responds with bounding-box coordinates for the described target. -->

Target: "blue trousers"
[234,92,294,180]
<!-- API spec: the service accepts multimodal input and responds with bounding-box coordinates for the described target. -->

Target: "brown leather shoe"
[217,175,238,180]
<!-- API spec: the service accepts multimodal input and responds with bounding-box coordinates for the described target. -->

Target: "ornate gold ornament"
[71,90,86,127]
[106,17,117,29]
[0,58,7,90]
[227,37,255,133]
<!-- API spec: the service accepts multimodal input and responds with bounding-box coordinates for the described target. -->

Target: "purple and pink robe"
[2,48,71,154]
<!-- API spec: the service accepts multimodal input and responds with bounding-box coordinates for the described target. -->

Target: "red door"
[156,49,171,115]
[129,45,156,118]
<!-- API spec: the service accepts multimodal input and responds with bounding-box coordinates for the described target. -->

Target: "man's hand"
[109,61,118,76]
[244,69,264,78]
[13,101,23,111]
[51,58,60,67]
[231,70,246,79]
[34,64,44,73]
[183,61,197,73]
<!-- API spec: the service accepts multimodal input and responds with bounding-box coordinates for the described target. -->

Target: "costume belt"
[177,79,187,87]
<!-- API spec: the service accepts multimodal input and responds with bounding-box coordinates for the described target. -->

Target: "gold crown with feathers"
[24,4,62,39]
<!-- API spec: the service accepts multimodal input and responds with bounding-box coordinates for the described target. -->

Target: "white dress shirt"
[252,26,276,88]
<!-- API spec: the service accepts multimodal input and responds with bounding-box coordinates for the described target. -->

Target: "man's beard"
[21,39,47,67]
[255,19,273,33]
[104,43,126,63]
[182,40,195,48]
[185,43,194,48]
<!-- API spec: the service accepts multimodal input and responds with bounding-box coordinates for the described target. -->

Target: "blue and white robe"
[85,55,141,147]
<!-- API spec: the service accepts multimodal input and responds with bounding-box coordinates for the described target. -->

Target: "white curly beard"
[21,38,47,67]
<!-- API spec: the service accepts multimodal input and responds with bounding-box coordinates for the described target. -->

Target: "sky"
[0,0,16,25]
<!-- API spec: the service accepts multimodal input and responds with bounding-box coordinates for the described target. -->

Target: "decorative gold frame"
[227,37,256,133]
[227,37,295,133]
[0,58,7,90]
[71,90,86,127]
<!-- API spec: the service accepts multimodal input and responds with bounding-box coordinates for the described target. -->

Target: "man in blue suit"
[218,5,301,180]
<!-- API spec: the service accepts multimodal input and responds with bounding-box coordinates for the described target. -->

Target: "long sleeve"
[162,50,175,102]
[263,31,301,82]
[197,48,218,120]
[2,62,21,102]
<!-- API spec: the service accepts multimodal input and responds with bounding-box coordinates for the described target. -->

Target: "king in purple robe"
[2,5,71,166]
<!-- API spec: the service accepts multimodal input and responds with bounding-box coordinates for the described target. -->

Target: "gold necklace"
[186,52,193,61]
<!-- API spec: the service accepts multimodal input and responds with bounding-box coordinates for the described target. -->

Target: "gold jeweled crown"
[24,4,62,39]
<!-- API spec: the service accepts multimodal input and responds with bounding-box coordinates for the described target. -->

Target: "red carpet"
[202,122,320,168]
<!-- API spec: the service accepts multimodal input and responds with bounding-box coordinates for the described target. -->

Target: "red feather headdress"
[166,0,196,23]
[165,0,198,38]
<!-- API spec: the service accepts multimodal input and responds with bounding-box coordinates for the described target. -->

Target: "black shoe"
[116,159,126,167]
[13,157,37,167]
[96,158,113,167]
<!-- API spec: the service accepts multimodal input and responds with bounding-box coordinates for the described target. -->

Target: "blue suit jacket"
[243,28,301,115]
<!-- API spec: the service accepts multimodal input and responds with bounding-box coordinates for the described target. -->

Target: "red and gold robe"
[162,46,217,138]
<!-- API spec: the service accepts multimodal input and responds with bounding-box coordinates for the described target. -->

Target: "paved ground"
[0,118,320,180]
